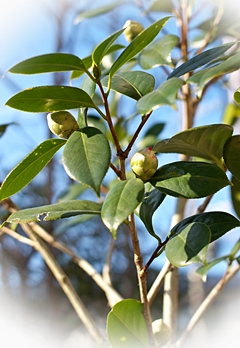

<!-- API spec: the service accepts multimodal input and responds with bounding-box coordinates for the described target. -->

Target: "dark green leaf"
[139,35,179,69]
[102,71,155,100]
[187,52,240,98]
[149,161,230,198]
[6,86,98,113]
[107,299,149,348]
[6,200,101,223]
[92,28,125,68]
[168,41,235,79]
[196,256,228,281]
[153,124,233,167]
[170,211,240,242]
[101,179,145,237]
[140,189,166,240]
[0,122,16,138]
[74,1,126,24]
[223,135,240,180]
[108,16,171,89]
[231,175,240,219]
[0,139,66,201]
[8,53,88,75]
[71,56,92,80]
[165,222,211,267]
[137,77,184,114]
[62,127,111,196]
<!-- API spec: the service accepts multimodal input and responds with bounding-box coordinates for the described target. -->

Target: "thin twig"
[0,226,35,247]
[175,264,240,347]
[197,195,213,214]
[102,237,115,286]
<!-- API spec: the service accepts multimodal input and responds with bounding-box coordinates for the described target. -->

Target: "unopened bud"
[123,20,144,42]
[130,147,158,182]
[47,111,79,139]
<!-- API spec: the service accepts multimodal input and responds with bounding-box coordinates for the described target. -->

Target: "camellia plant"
[0,1,240,347]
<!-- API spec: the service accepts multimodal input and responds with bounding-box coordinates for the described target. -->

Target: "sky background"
[0,1,240,347]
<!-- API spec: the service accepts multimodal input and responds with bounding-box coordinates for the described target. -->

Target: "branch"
[175,264,240,347]
[0,226,35,247]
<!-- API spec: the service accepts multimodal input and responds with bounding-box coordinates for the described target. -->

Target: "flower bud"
[123,20,144,42]
[130,147,158,182]
[47,111,79,139]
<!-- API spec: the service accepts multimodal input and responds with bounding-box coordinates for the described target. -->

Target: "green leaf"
[107,299,149,348]
[102,71,155,100]
[6,86,98,113]
[101,179,145,237]
[74,1,125,24]
[5,200,101,223]
[137,77,184,114]
[139,35,179,70]
[231,176,240,219]
[92,28,125,68]
[165,222,211,267]
[153,124,233,167]
[147,0,173,13]
[170,211,240,242]
[234,86,240,104]
[108,16,171,89]
[149,161,230,198]
[8,53,88,75]
[168,41,235,79]
[222,103,240,126]
[0,122,16,138]
[58,183,88,202]
[0,139,66,201]
[62,127,111,196]
[223,135,240,180]
[187,51,240,98]
[139,189,166,240]
[196,256,228,281]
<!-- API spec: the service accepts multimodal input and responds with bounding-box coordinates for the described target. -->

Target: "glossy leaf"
[108,16,171,89]
[149,161,230,199]
[223,135,240,180]
[5,200,101,223]
[196,256,228,281]
[8,53,88,75]
[102,71,155,100]
[139,35,179,70]
[170,211,240,242]
[153,124,233,167]
[222,103,240,126]
[168,41,235,79]
[137,77,184,114]
[187,52,240,98]
[6,86,98,113]
[92,28,125,68]
[0,139,66,201]
[101,179,145,237]
[140,189,166,240]
[74,1,125,24]
[0,122,16,138]
[231,176,240,219]
[107,299,149,348]
[62,127,111,196]
[165,222,211,267]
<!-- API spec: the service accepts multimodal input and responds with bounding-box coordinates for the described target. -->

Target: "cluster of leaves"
[1,1,240,346]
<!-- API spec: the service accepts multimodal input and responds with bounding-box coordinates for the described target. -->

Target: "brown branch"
[197,195,213,214]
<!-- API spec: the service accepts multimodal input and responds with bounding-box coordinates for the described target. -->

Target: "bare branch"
[0,226,35,247]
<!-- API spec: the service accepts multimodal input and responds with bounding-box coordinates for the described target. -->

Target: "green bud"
[123,20,144,42]
[47,111,79,139]
[130,147,158,182]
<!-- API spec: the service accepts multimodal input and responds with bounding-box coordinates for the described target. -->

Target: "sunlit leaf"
[139,35,179,69]
[102,71,155,100]
[196,256,228,281]
[6,86,98,113]
[231,175,240,219]
[5,200,101,223]
[0,139,66,201]
[223,135,240,180]
[8,53,88,75]
[62,127,111,196]
[101,179,144,237]
[107,299,149,348]
[168,41,235,79]
[165,222,211,267]
[137,77,184,114]
[108,16,171,89]
[222,103,240,126]
[170,211,240,242]
[153,124,233,167]
[149,161,231,198]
